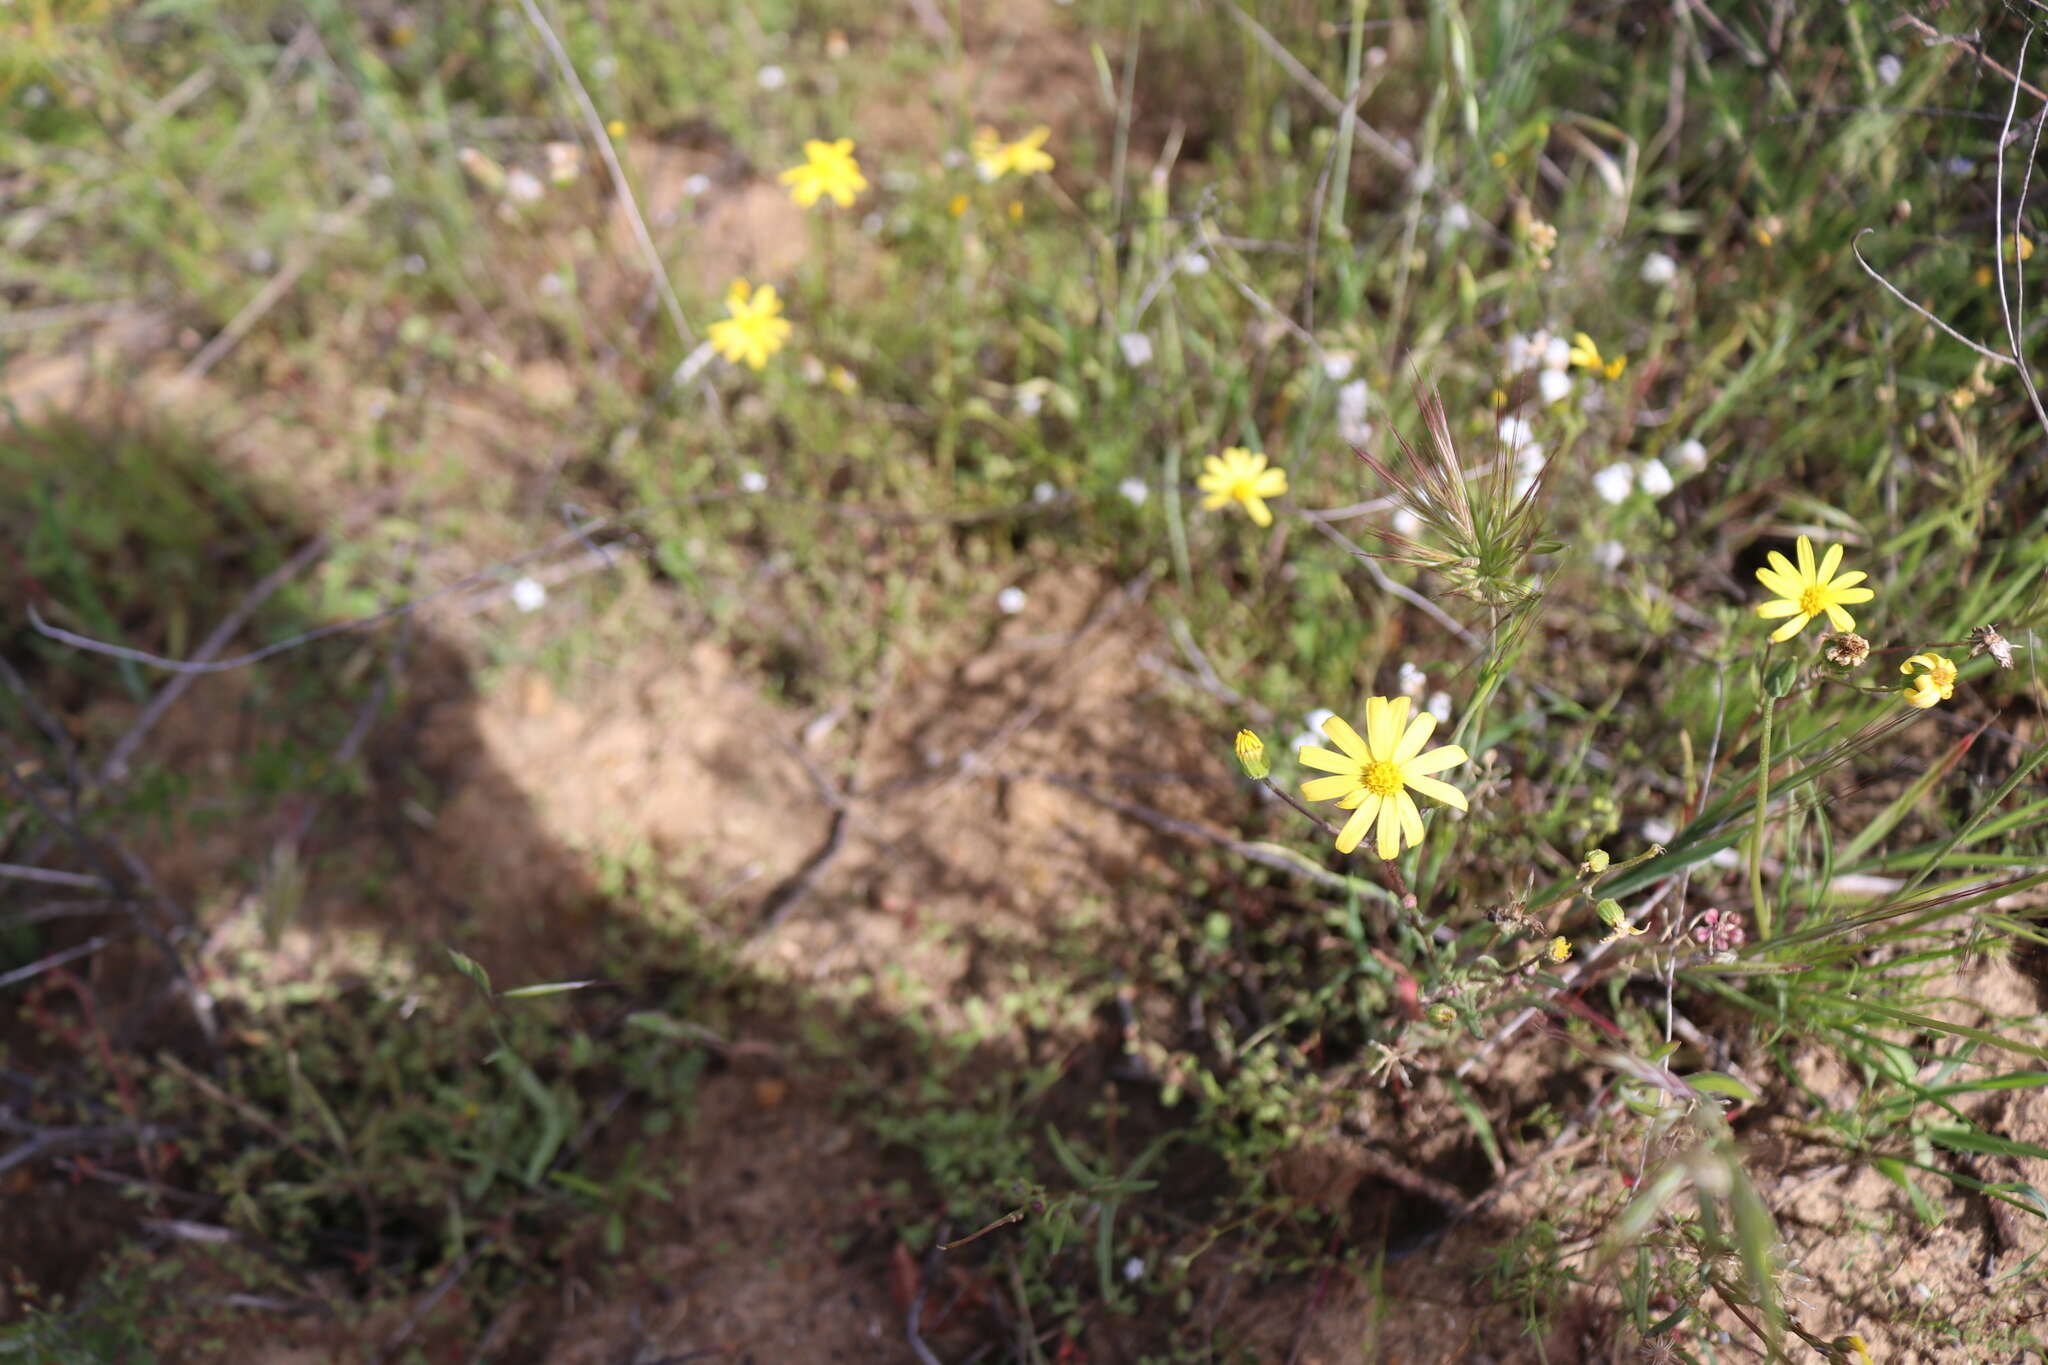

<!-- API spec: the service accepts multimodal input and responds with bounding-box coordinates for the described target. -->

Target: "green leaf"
[502,979,601,999]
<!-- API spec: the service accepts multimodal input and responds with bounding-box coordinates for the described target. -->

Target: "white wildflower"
[1637,458,1675,498]
[1593,463,1635,505]
[1671,438,1707,471]
[1118,332,1154,367]
[1322,351,1355,381]
[1289,707,1338,754]
[1032,482,1057,505]
[1015,387,1044,416]
[510,577,548,613]
[1118,477,1150,506]
[683,173,712,196]
[1593,540,1626,570]
[1440,201,1471,237]
[1337,379,1372,446]
[1542,335,1572,371]
[1392,507,1422,538]
[756,64,787,91]
[1396,661,1426,698]
[739,469,769,494]
[996,586,1028,615]
[1177,250,1211,276]
[1876,53,1902,86]
[1498,415,1537,452]
[1425,690,1453,722]
[544,142,582,185]
[1538,368,1573,405]
[1640,251,1677,286]
[1123,1256,1145,1283]
[505,168,545,205]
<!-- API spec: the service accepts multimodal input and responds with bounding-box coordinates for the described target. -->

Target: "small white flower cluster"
[1591,438,1708,506]
[1502,328,1577,406]
[1337,378,1372,447]
[1498,414,1545,499]
[1288,708,1338,755]
[1396,663,1453,722]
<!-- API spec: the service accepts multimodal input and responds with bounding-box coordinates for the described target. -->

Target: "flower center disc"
[1362,759,1405,798]
[1798,584,1827,616]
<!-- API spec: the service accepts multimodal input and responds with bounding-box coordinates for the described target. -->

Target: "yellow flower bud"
[1234,729,1269,780]
[1548,937,1572,963]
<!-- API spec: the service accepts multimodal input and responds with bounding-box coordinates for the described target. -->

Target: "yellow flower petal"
[1404,772,1468,811]
[1403,744,1468,777]
[1252,468,1289,497]
[1301,774,1360,802]
[1397,791,1425,849]
[1320,715,1372,761]
[1364,697,1394,757]
[1795,535,1816,579]
[1765,550,1798,581]
[1832,586,1874,604]
[1770,614,1812,643]
[1755,567,1801,598]
[1755,599,1804,619]
[1392,712,1437,764]
[1336,795,1380,854]
[1244,496,1273,527]
[1298,745,1357,774]
[1823,604,1855,633]
[1375,797,1403,859]
[1829,569,1867,590]
[1817,542,1843,582]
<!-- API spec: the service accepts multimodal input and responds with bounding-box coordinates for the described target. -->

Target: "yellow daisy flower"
[1196,448,1288,527]
[1548,936,1573,964]
[1753,535,1874,642]
[971,125,1055,181]
[778,137,867,209]
[706,279,792,370]
[1901,653,1957,709]
[1298,697,1469,859]
[1567,332,1627,379]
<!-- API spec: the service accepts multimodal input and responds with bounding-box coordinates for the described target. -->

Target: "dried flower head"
[1969,624,2020,670]
[1823,632,1871,668]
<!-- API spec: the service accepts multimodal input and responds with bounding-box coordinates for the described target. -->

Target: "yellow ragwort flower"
[1548,936,1573,963]
[1567,332,1627,379]
[1753,535,1875,642]
[1901,653,1957,709]
[778,138,867,209]
[1298,697,1469,859]
[706,279,791,370]
[971,125,1055,181]
[1197,448,1288,527]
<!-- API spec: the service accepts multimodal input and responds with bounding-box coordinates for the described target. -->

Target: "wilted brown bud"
[1823,632,1870,668]
[1969,624,2020,670]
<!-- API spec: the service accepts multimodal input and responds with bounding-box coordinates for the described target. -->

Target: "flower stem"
[1749,690,1775,940]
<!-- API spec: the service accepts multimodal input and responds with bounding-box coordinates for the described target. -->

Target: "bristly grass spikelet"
[1352,385,1559,607]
